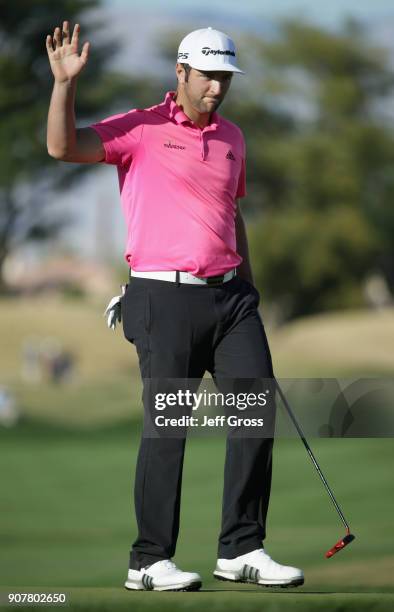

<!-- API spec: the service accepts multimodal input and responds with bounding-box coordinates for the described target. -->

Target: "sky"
[106,0,394,26]
[54,0,394,263]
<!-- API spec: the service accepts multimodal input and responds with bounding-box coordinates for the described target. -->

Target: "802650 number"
[8,593,66,604]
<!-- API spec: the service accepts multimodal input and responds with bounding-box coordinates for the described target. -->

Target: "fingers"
[80,41,90,64]
[53,26,62,49]
[62,20,70,44]
[47,21,77,50]
[71,23,80,48]
[46,34,54,54]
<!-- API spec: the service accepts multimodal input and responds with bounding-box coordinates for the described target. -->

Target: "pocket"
[121,285,151,343]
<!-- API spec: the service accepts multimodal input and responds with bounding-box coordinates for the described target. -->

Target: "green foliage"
[2,8,393,317]
[259,20,394,122]
[0,0,156,292]
[250,206,379,318]
[229,19,394,319]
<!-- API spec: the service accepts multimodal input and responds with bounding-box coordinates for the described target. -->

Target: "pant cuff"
[217,539,264,560]
[129,552,169,571]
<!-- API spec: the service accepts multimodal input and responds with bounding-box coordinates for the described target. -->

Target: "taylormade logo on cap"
[177,27,244,74]
[201,47,235,57]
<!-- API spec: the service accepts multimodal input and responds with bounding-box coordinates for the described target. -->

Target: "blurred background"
[0,1,393,609]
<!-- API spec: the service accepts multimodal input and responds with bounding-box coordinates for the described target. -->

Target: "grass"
[0,296,393,610]
[0,296,393,384]
[270,307,394,376]
[0,421,393,611]
[0,295,393,429]
[0,590,393,612]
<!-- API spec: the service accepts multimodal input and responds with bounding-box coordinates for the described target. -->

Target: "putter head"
[325,533,355,558]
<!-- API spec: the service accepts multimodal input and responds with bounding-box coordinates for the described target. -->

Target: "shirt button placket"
[199,130,205,161]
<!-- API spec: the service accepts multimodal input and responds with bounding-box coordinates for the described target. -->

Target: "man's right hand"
[46,21,90,83]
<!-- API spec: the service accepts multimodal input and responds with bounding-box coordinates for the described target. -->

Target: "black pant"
[121,273,275,570]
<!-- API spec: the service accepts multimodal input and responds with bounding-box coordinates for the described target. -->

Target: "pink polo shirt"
[90,90,246,277]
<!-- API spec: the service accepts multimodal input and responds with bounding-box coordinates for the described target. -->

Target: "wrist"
[54,77,77,87]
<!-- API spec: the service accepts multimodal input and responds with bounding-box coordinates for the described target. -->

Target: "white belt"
[129,268,236,285]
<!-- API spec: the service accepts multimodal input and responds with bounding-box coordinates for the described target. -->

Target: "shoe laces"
[162,560,177,570]
[256,548,285,571]
[256,548,272,564]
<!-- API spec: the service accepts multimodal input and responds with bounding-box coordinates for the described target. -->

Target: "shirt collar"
[154,90,220,131]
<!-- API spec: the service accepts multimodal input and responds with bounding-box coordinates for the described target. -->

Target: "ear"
[176,63,187,85]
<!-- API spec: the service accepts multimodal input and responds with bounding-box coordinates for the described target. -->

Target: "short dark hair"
[181,63,192,82]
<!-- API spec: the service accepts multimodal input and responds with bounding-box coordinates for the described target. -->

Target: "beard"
[197,96,223,113]
[175,85,225,117]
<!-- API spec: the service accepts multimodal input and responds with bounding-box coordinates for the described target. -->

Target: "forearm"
[235,213,254,285]
[47,78,78,159]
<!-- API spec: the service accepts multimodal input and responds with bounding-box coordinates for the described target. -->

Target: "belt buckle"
[206,274,225,286]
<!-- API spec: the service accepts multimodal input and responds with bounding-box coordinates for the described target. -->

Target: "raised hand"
[46,21,90,83]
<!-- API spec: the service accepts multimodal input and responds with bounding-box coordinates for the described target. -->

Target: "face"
[177,65,233,113]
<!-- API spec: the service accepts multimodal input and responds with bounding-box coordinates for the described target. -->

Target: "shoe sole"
[214,573,304,589]
[124,580,202,592]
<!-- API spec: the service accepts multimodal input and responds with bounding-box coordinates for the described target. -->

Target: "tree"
[0,0,156,292]
[230,20,394,320]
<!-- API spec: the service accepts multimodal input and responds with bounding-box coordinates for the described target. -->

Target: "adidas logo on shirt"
[226,150,236,161]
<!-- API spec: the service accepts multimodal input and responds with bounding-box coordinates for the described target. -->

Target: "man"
[46,23,304,592]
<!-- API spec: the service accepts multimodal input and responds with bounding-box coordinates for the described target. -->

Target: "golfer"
[46,22,304,591]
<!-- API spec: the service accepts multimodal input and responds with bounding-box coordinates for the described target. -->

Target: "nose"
[208,79,223,97]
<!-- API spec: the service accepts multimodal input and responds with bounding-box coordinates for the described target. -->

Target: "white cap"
[177,27,244,74]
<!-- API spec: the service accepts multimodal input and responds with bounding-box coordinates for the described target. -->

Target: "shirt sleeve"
[90,109,144,166]
[236,156,247,199]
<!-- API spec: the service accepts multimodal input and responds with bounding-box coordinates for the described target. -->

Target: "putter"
[274,379,355,558]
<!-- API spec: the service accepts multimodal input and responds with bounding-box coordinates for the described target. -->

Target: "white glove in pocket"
[103,284,128,330]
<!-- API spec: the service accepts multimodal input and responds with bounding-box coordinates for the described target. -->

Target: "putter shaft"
[274,379,351,531]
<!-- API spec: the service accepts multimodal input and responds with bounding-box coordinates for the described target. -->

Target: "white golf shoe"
[125,559,202,592]
[214,548,304,588]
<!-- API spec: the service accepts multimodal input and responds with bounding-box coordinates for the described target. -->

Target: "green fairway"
[0,419,393,611]
[0,297,393,610]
